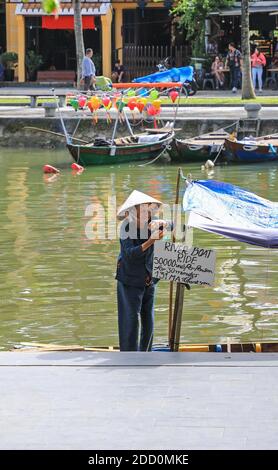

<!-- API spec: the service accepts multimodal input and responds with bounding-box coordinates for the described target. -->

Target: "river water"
[0,148,277,350]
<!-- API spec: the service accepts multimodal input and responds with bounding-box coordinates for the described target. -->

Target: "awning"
[42,15,95,29]
[210,0,278,16]
[15,1,110,16]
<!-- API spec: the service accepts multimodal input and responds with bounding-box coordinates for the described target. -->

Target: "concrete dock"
[0,351,278,450]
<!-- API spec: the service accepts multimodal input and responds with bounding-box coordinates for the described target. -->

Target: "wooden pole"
[168,167,181,344]
[173,283,185,352]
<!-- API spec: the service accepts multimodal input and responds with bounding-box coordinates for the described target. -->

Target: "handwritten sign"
[153,240,216,286]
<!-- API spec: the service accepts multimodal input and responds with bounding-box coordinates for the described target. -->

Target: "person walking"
[81,48,96,91]
[251,47,266,93]
[116,190,165,352]
[225,43,242,93]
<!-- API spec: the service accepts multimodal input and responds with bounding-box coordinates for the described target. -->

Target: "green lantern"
[150,89,159,100]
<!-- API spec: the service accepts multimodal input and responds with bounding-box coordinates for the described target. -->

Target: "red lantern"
[136,102,145,113]
[169,90,179,103]
[78,96,87,108]
[127,99,137,111]
[147,105,158,116]
[102,96,111,108]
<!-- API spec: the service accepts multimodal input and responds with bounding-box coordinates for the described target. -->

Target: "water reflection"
[0,148,277,349]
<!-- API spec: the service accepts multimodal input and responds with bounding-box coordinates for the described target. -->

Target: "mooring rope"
[138,143,170,167]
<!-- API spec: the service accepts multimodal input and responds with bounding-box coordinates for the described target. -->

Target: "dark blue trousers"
[117,281,155,351]
[230,67,241,89]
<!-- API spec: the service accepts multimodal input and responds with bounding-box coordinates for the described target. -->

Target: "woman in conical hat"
[116,190,165,352]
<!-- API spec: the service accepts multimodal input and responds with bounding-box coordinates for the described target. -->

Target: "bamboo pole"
[168,167,181,344]
[23,127,90,144]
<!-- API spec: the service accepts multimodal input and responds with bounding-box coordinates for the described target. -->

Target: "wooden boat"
[13,340,278,353]
[223,135,278,164]
[169,129,230,163]
[67,131,174,166]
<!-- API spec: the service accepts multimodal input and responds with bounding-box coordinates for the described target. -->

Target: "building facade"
[2,0,188,82]
[207,1,278,59]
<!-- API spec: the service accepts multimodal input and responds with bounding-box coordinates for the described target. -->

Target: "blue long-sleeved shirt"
[115,221,156,288]
[82,56,96,78]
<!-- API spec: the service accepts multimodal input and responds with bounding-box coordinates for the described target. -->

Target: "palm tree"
[72,0,85,84]
[241,0,256,99]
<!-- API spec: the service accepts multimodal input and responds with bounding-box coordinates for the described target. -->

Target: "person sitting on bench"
[112,60,124,83]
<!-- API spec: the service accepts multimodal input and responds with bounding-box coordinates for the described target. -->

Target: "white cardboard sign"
[153,240,216,286]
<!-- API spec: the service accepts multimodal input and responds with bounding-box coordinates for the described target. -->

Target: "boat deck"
[1,351,278,450]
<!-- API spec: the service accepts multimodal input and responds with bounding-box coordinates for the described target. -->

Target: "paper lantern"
[147,104,158,116]
[127,98,137,111]
[136,102,145,113]
[42,0,60,15]
[116,100,125,113]
[150,89,159,100]
[139,98,147,107]
[102,96,111,108]
[78,96,87,108]
[69,98,79,111]
[89,96,101,111]
[127,90,136,97]
[152,99,161,110]
[169,90,179,103]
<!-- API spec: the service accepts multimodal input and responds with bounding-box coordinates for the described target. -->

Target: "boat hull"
[169,138,223,163]
[67,134,173,166]
[224,138,278,164]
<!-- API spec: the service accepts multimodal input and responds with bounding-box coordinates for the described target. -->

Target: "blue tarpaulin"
[133,66,194,84]
[183,180,278,248]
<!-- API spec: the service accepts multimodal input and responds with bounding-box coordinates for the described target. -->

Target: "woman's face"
[136,204,151,227]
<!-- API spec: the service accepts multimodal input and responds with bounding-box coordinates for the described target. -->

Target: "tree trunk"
[73,0,85,84]
[241,0,256,99]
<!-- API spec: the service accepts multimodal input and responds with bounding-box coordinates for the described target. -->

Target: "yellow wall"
[114,6,123,63]
[6,3,19,79]
[101,7,113,77]
[17,15,26,82]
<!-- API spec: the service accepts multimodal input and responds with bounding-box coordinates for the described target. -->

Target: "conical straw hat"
[117,190,162,220]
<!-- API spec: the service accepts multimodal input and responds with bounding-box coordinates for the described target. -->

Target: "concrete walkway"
[0,86,278,98]
[1,351,278,450]
[0,105,277,120]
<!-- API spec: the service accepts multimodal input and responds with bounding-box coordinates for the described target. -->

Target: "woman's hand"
[141,228,164,252]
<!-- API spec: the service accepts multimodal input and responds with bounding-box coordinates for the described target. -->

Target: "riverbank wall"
[0,116,277,148]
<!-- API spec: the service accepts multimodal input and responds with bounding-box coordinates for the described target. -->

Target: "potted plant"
[1,52,18,81]
[93,53,102,75]
[25,50,43,81]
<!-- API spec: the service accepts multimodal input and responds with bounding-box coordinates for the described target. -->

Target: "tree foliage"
[173,0,234,55]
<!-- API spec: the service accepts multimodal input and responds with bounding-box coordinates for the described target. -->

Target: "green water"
[0,148,278,350]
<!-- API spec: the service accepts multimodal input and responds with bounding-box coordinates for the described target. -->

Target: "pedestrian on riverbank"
[81,48,96,91]
[251,47,266,93]
[116,191,164,352]
[225,43,242,93]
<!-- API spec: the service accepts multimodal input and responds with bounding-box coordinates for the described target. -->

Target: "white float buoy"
[204,159,215,169]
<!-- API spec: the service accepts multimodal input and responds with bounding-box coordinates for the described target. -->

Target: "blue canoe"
[224,136,278,164]
[133,66,194,84]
